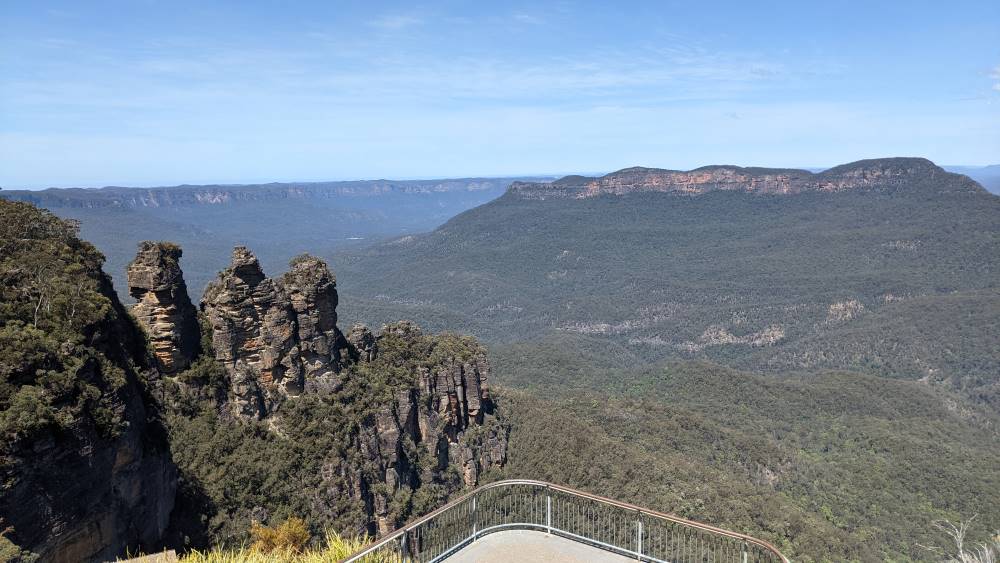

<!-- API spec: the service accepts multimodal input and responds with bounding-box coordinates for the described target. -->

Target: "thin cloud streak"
[368,14,424,30]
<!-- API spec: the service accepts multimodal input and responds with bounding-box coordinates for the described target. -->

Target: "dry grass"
[178,530,392,563]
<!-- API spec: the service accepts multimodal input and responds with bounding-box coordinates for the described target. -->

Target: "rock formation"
[199,247,351,418]
[0,202,176,562]
[1,378,178,563]
[509,157,984,199]
[347,323,378,362]
[2,199,507,560]
[324,321,507,534]
[199,249,508,531]
[127,241,201,374]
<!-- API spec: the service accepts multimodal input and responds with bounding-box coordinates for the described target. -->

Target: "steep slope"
[498,358,1000,562]
[945,164,1000,194]
[0,201,177,562]
[332,157,1000,407]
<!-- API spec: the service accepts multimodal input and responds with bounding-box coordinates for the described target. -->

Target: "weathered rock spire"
[127,241,200,373]
[200,247,350,418]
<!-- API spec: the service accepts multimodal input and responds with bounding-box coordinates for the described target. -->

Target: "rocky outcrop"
[200,247,350,418]
[509,157,986,199]
[347,323,377,362]
[128,241,200,374]
[2,201,507,560]
[323,322,507,534]
[198,249,508,532]
[1,379,178,563]
[0,201,176,562]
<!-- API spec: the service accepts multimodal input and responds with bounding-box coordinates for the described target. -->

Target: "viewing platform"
[339,479,789,563]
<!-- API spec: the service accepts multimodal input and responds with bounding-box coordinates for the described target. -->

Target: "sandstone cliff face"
[195,249,507,533]
[1,372,177,563]
[199,248,350,418]
[322,322,507,534]
[0,200,176,562]
[509,157,983,199]
[127,241,201,374]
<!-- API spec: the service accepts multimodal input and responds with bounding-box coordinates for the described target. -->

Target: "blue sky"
[2,0,999,188]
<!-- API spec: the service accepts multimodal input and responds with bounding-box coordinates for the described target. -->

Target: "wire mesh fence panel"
[341,535,406,563]
[338,480,789,563]
[409,496,475,562]
[475,482,546,532]
[550,489,638,552]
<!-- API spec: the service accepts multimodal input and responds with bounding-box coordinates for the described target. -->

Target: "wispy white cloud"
[512,12,544,25]
[368,14,423,30]
[2,33,798,120]
[9,6,997,187]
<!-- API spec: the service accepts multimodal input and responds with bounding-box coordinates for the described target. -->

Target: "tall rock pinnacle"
[127,241,201,373]
[200,247,350,418]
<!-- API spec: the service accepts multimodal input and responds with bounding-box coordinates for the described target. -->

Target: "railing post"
[742,540,749,563]
[472,494,478,538]
[400,529,411,563]
[546,487,552,536]
[636,513,643,561]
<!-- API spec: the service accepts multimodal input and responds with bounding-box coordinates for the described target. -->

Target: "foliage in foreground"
[0,199,132,445]
[178,518,384,563]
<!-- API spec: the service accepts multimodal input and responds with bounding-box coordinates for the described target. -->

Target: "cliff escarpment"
[132,244,507,543]
[509,157,986,199]
[0,178,519,210]
[0,201,176,562]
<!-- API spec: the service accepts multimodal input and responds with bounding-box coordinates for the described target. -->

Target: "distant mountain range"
[0,178,529,208]
[0,176,550,299]
[512,157,982,198]
[323,156,1000,559]
[944,164,1000,194]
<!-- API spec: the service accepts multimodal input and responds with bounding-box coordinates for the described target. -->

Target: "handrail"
[338,479,790,563]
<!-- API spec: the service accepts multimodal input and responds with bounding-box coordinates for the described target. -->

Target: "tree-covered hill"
[331,159,1000,407]
[496,354,1000,561]
[0,200,176,561]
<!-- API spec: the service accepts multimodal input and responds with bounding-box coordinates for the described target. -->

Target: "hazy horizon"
[2,1,999,189]
[4,161,999,192]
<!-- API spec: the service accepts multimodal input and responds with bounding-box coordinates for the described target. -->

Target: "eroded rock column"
[127,241,200,374]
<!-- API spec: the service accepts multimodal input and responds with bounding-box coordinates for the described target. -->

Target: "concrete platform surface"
[444,530,636,563]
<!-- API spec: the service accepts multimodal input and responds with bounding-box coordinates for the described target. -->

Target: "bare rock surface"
[320,321,506,534]
[127,241,201,373]
[200,247,350,418]
[509,157,983,199]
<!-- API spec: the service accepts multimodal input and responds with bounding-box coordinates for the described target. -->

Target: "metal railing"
[338,479,790,563]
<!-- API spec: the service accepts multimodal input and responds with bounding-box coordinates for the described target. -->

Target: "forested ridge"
[333,160,1000,409]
